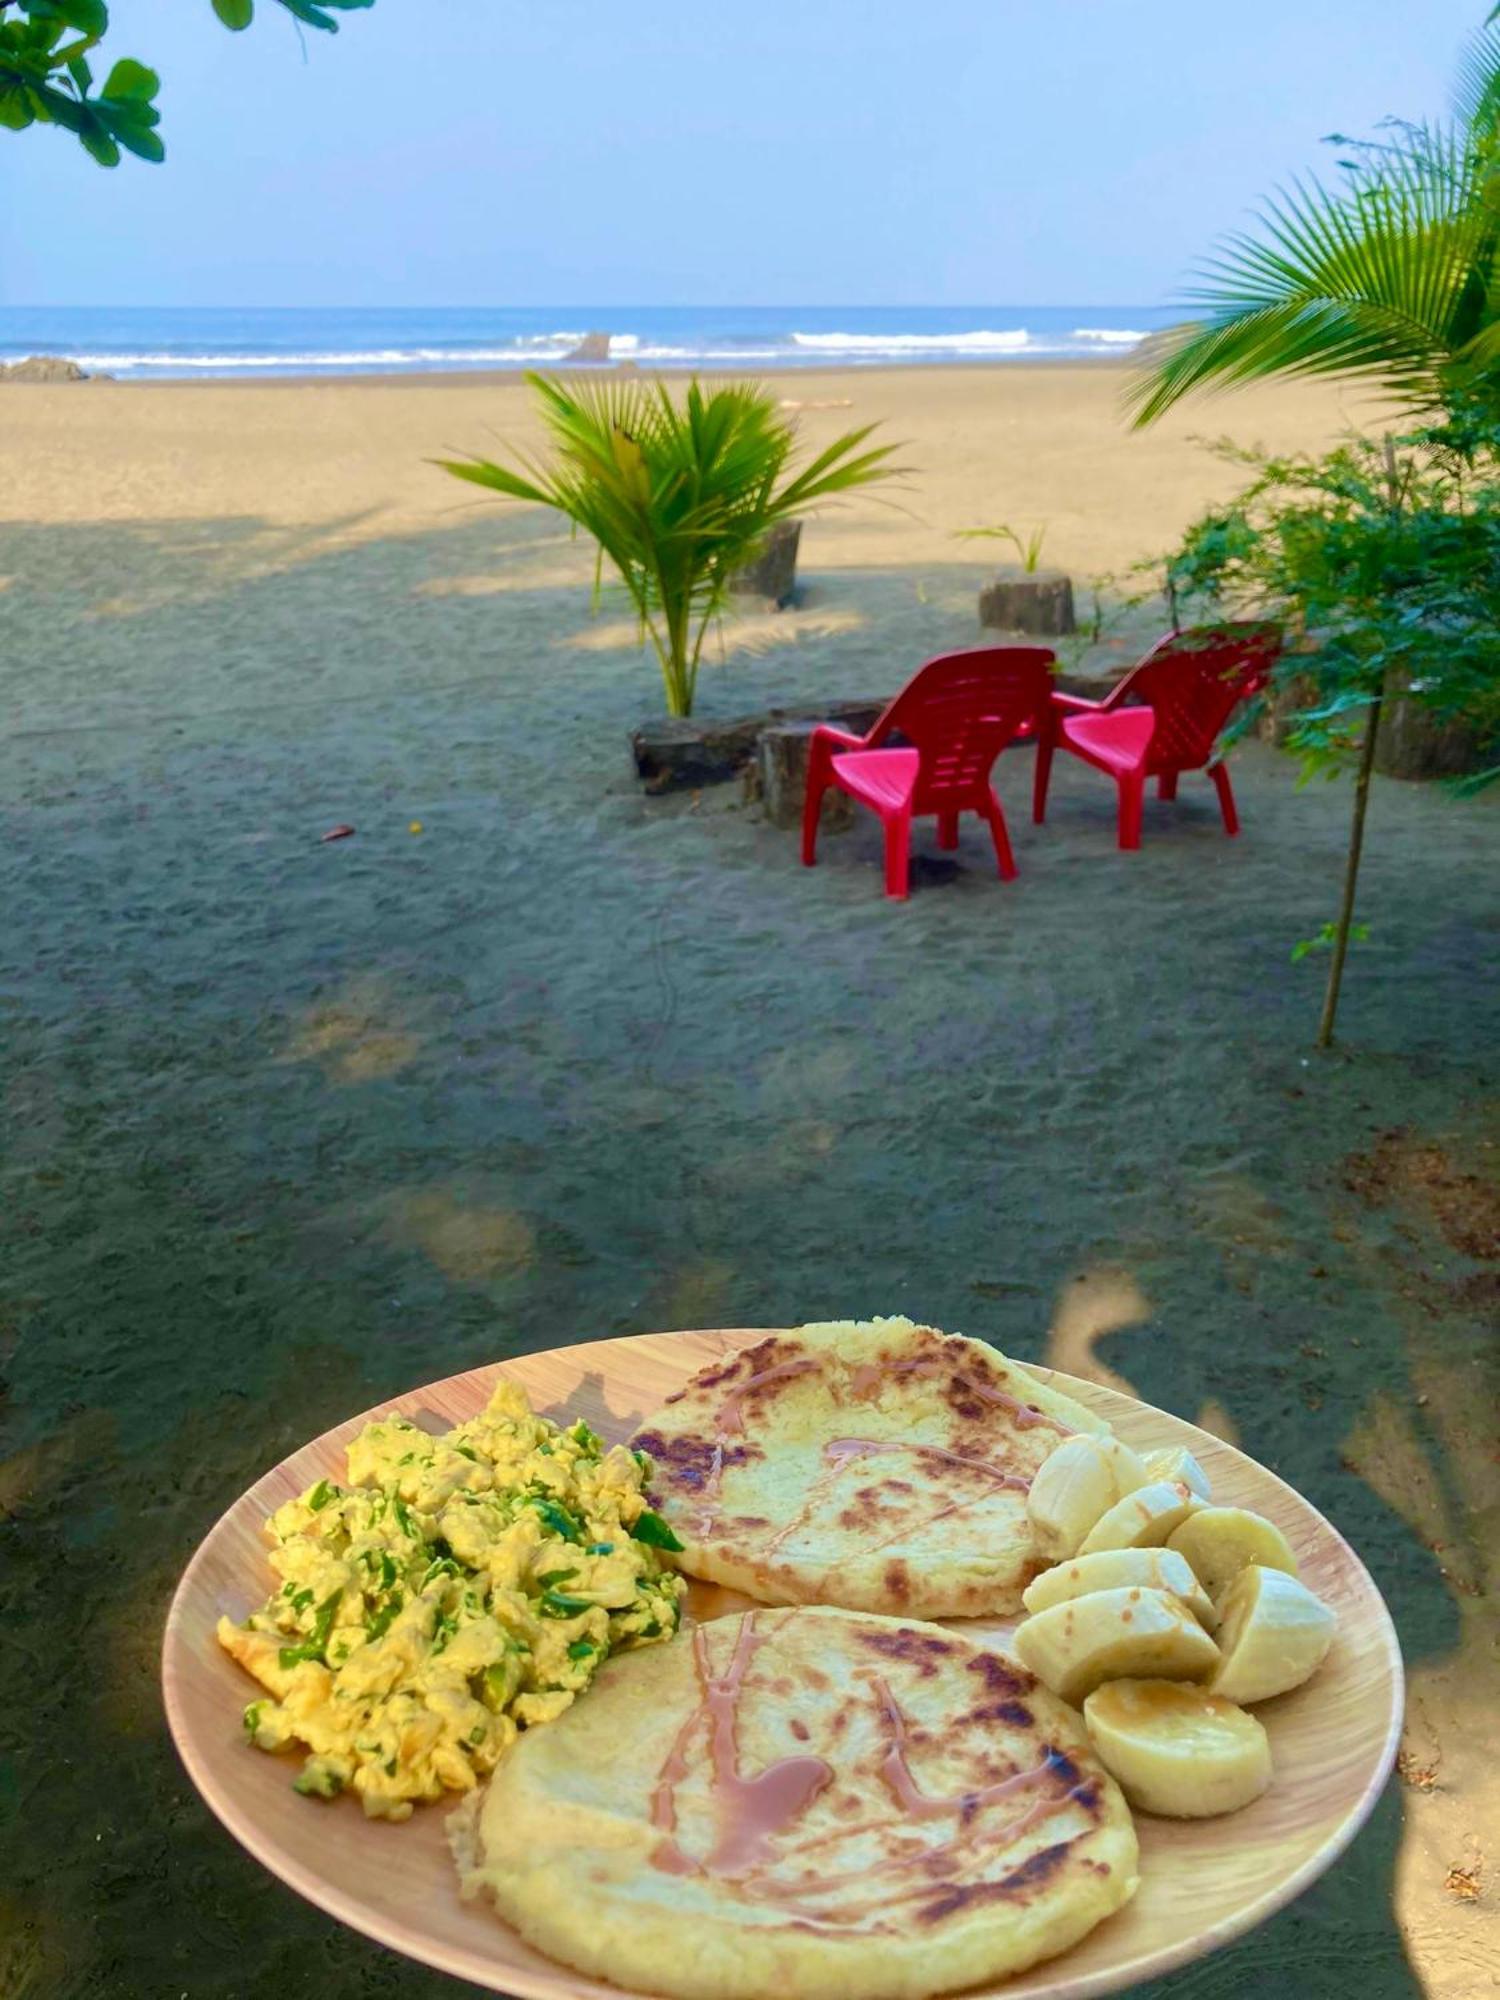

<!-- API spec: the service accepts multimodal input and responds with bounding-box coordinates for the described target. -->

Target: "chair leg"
[1118,773,1145,851]
[883,811,912,899]
[1157,771,1178,801]
[801,781,827,866]
[1033,733,1055,824]
[1210,762,1240,837]
[937,810,959,851]
[985,789,1018,881]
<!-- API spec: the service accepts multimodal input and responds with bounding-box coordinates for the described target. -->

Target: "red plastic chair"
[1032,624,1281,850]
[802,646,1056,899]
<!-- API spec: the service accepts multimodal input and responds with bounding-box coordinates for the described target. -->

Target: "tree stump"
[731,519,801,607]
[631,697,885,793]
[756,721,855,831]
[978,571,1076,636]
[1375,673,1490,778]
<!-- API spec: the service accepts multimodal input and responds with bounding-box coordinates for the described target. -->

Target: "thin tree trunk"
[1317,689,1383,1049]
[1316,432,1403,1050]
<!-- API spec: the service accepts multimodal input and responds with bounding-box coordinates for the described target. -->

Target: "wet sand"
[0,364,1496,1999]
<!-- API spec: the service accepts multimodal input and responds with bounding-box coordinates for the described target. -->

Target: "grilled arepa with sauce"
[631,1318,1107,1617]
[456,1605,1138,2000]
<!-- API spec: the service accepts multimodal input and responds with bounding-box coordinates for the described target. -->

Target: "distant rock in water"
[564,332,612,363]
[0,354,103,383]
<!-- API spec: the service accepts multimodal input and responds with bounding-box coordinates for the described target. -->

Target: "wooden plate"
[162,1329,1403,1999]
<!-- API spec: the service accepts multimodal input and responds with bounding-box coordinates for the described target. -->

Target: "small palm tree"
[438,373,901,717]
[1130,19,1500,425]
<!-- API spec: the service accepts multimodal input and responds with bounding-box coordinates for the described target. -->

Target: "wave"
[66,335,596,370]
[790,328,1030,352]
[29,319,1162,378]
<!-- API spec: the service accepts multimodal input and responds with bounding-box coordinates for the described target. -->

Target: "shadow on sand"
[2,509,1496,1996]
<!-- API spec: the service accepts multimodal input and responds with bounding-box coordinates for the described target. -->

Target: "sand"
[0,363,1496,2000]
[0,360,1378,572]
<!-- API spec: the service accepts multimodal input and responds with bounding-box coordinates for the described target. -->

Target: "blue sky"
[1,0,1486,307]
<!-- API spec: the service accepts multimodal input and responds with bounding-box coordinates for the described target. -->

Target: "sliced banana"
[1142,1444,1212,1500]
[1026,1433,1150,1559]
[1022,1546,1217,1629]
[1012,1584,1220,1707]
[1209,1565,1336,1704]
[1097,1435,1150,1497]
[1026,1437,1121,1560]
[1083,1678,1271,1817]
[1078,1479,1201,1555]
[1167,1507,1298,1603]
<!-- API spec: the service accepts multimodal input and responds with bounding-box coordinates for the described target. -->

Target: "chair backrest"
[1111,623,1281,772]
[870,646,1056,808]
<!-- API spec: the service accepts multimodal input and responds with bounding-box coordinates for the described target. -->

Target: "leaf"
[112,119,164,161]
[276,0,339,28]
[76,111,120,165]
[212,0,256,24]
[50,0,108,35]
[66,54,92,90]
[102,58,158,102]
[0,84,36,131]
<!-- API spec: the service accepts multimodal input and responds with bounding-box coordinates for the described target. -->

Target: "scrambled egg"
[217,1379,685,1819]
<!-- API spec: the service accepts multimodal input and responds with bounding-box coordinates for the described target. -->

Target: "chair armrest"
[1050,692,1106,716]
[809,724,868,754]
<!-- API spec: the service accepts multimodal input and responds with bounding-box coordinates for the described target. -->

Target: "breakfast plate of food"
[162,1318,1403,2000]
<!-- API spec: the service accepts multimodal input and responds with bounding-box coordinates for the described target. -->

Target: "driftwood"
[978,571,1076,636]
[631,698,885,793]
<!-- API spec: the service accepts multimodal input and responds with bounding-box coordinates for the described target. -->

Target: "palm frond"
[1132,24,1500,428]
[1452,21,1500,144]
[1130,153,1496,424]
[440,373,903,714]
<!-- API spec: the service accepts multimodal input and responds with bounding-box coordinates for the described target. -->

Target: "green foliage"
[1291,920,1369,963]
[1130,19,1500,424]
[0,0,374,164]
[438,374,903,718]
[1163,422,1500,788]
[954,521,1048,571]
[1161,417,1499,1043]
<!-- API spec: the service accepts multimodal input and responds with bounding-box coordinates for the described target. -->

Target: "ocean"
[0,304,1178,381]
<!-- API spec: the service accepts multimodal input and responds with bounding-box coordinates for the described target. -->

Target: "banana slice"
[1022,1546,1217,1628]
[1026,1432,1151,1559]
[1026,1438,1120,1560]
[1209,1565,1336,1704]
[1083,1678,1271,1817]
[1012,1585,1220,1707]
[1078,1479,1201,1555]
[1142,1444,1212,1500]
[1097,1435,1150,1497]
[1167,1507,1298,1603]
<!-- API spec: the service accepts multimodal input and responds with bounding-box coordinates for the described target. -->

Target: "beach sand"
[1,363,1496,2000]
[1,359,1378,569]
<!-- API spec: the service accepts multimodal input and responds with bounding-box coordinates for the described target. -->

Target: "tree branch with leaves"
[0,0,374,166]
[1161,420,1500,1044]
